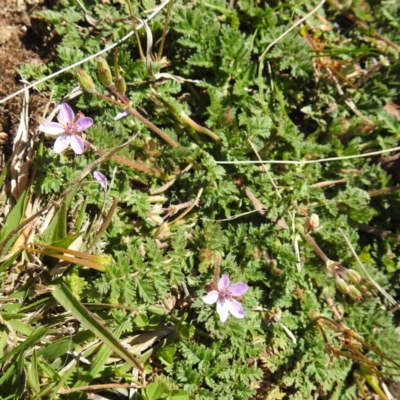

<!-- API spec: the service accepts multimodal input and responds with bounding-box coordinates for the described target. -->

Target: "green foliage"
[1,0,400,399]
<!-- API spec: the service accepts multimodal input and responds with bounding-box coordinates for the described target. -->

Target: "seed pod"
[74,69,96,93]
[115,76,127,95]
[335,277,350,294]
[348,285,363,302]
[345,269,362,285]
[97,56,113,87]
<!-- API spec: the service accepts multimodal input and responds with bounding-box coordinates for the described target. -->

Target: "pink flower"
[93,170,107,189]
[39,103,93,154]
[203,274,248,322]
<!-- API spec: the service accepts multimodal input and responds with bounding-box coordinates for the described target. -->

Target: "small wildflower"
[203,274,248,322]
[39,103,93,154]
[93,170,107,189]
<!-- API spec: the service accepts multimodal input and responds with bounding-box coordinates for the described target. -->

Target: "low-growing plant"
[1,0,400,399]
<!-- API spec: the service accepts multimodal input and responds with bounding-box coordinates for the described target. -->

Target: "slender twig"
[86,141,164,177]
[95,89,179,148]
[310,178,346,188]
[369,186,400,197]
[126,0,146,60]
[303,233,329,263]
[325,296,343,321]
[157,0,173,61]
[354,222,400,242]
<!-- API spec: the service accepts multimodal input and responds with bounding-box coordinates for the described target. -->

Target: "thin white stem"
[0,0,170,105]
[259,0,326,59]
[246,135,282,199]
[216,146,400,165]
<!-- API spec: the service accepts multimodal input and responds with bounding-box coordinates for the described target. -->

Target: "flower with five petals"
[203,274,248,322]
[39,103,93,154]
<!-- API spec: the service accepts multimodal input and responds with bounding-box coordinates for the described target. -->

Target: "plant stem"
[369,186,400,197]
[94,90,179,148]
[157,0,173,61]
[86,142,165,178]
[125,0,145,60]
[354,222,400,241]
[303,233,329,263]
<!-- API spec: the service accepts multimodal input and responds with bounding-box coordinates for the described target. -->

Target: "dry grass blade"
[259,0,326,59]
[87,198,119,252]
[58,383,140,394]
[10,88,34,202]
[338,227,398,308]
[21,245,108,272]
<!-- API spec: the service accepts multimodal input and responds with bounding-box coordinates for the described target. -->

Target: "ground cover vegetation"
[1,0,400,398]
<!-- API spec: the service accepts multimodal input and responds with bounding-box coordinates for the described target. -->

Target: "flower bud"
[272,268,282,276]
[348,285,363,302]
[115,76,127,95]
[74,69,96,93]
[97,56,113,87]
[345,269,361,285]
[305,213,320,233]
[335,277,350,294]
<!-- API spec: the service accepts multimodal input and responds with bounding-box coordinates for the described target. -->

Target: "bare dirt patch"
[0,0,57,167]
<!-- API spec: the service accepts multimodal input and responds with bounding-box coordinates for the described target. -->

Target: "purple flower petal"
[203,291,219,305]
[217,301,229,322]
[75,117,93,132]
[70,134,85,154]
[93,170,107,188]
[39,122,65,135]
[218,274,230,291]
[53,134,71,153]
[227,299,245,319]
[229,282,248,296]
[58,103,75,125]
[114,110,129,121]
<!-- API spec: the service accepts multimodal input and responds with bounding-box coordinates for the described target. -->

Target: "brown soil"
[0,0,57,167]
